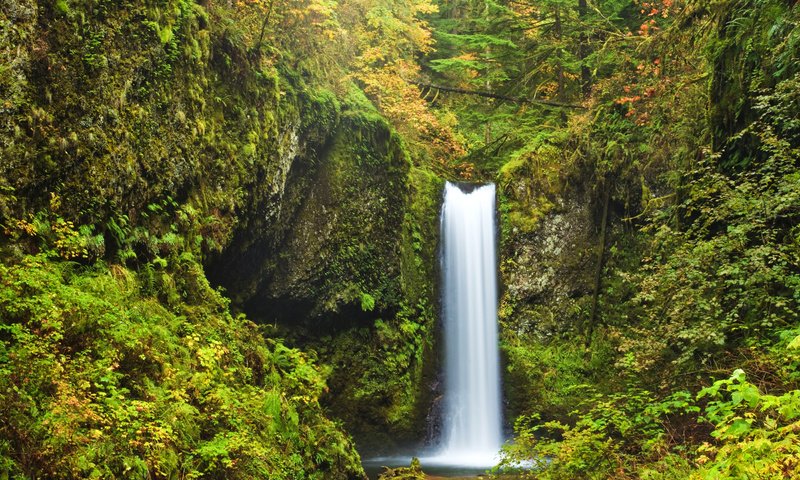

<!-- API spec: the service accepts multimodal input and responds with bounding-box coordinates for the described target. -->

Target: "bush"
[0,254,363,479]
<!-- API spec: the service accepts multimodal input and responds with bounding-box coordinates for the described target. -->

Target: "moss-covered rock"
[0,0,337,261]
[495,135,636,425]
[227,111,409,321]
[1,0,446,470]
[377,457,425,479]
[207,104,445,449]
[497,143,597,342]
[317,164,443,450]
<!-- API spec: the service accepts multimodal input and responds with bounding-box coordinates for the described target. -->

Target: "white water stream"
[426,181,503,467]
[364,182,504,476]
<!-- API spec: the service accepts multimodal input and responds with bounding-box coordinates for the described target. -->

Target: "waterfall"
[432,181,503,467]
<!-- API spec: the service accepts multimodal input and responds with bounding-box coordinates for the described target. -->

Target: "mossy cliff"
[0,0,444,475]
[1,0,342,242]
[486,3,800,476]
[208,105,444,449]
[496,148,604,424]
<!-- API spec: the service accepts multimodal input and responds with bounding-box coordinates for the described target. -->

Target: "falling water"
[361,181,503,477]
[431,181,503,467]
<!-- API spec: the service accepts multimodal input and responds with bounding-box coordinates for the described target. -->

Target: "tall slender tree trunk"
[257,0,276,49]
[554,7,565,100]
[578,0,591,98]
[586,186,610,348]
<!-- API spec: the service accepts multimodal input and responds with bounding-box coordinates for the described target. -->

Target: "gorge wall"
[1,0,443,472]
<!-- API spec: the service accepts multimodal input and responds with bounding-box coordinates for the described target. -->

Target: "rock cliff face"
[210,112,410,326]
[0,0,342,247]
[1,0,443,453]
[496,160,610,422]
[501,192,597,338]
[497,154,600,339]
[208,108,444,448]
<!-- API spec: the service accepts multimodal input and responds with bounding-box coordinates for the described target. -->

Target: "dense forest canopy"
[1,0,799,478]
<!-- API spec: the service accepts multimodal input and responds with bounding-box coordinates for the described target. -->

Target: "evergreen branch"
[407,80,587,109]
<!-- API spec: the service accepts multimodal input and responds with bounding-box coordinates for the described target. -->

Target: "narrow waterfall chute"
[428,181,503,467]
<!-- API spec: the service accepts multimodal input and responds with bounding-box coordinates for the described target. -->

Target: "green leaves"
[688,367,800,477]
[500,385,692,478]
[503,365,800,479]
[359,291,376,312]
[615,120,800,373]
[0,255,364,478]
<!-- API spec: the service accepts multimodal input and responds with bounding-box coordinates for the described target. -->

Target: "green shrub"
[0,254,363,479]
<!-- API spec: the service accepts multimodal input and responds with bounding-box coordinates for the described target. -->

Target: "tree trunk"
[405,80,587,108]
[257,0,276,49]
[554,7,565,100]
[586,186,610,348]
[578,0,592,98]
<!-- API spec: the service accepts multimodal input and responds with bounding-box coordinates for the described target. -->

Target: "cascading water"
[429,181,503,467]
[362,181,503,478]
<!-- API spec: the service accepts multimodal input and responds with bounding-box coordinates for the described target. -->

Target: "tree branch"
[257,0,276,49]
[407,80,587,109]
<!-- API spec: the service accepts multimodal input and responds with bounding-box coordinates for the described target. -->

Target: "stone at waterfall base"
[376,457,527,480]
[377,457,425,479]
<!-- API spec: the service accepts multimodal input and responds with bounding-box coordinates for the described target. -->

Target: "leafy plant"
[0,254,364,478]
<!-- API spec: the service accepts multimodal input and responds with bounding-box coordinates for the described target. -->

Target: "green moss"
[0,0,309,256]
[0,0,447,460]
[497,143,562,235]
[342,83,379,115]
[0,252,364,479]
[401,167,444,306]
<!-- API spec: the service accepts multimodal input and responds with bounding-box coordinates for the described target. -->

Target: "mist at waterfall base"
[364,182,504,478]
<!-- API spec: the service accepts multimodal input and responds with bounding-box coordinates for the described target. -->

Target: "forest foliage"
[2,0,800,478]
[0,211,362,478]
[418,0,800,478]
